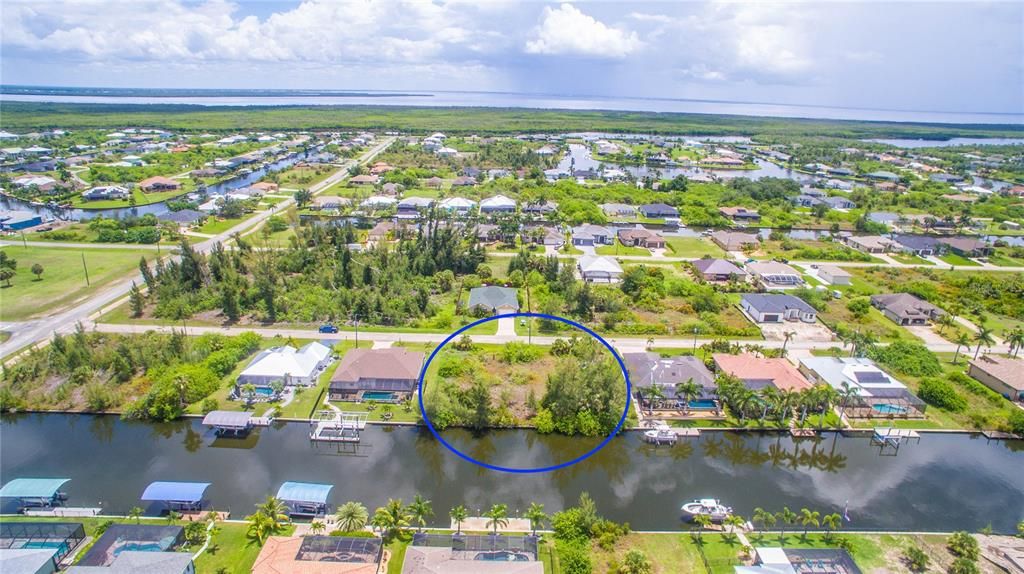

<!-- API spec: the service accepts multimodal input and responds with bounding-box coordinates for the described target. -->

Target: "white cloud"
[525,4,642,59]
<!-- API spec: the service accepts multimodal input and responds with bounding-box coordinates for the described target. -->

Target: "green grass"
[937,253,980,267]
[385,533,413,574]
[196,216,248,235]
[665,236,726,258]
[71,186,190,209]
[0,245,147,321]
[596,239,651,256]
[889,253,933,265]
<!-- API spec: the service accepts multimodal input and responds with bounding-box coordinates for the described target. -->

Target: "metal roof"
[140,481,211,503]
[275,482,333,504]
[202,410,253,428]
[0,478,70,498]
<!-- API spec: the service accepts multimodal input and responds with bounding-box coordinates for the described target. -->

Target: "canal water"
[2,414,1021,532]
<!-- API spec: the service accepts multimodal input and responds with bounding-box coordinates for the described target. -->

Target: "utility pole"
[81,252,90,285]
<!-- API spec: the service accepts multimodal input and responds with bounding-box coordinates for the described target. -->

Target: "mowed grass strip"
[0,246,143,321]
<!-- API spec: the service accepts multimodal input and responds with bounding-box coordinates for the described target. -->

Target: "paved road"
[0,138,395,361]
[88,321,1011,356]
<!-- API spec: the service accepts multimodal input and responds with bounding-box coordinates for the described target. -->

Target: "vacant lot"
[0,245,143,321]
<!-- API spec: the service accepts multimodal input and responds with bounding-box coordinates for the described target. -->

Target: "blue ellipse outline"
[417,312,632,474]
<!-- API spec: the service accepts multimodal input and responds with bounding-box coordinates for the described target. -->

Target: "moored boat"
[681,498,732,523]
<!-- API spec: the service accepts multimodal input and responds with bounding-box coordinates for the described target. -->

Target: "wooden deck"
[24,507,101,517]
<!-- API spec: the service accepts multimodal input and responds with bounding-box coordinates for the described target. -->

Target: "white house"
[479,194,516,213]
[83,186,130,200]
[578,255,623,283]
[236,342,333,388]
[817,265,852,286]
[437,197,476,213]
[740,294,817,323]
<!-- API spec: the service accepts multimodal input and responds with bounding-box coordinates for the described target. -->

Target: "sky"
[1,0,1021,114]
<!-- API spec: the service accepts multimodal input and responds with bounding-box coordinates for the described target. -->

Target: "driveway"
[496,316,516,337]
[906,325,952,347]
[579,245,596,256]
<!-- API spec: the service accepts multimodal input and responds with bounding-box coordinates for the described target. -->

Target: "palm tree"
[372,499,410,540]
[973,326,996,360]
[525,503,547,536]
[780,331,796,357]
[675,379,702,414]
[407,495,434,532]
[246,511,276,543]
[336,501,369,532]
[735,389,758,424]
[484,504,509,535]
[1006,327,1024,358]
[128,506,143,524]
[723,514,746,543]
[758,386,778,423]
[692,513,712,542]
[254,496,289,534]
[751,507,769,537]
[644,384,665,412]
[953,332,972,364]
[310,521,326,535]
[815,385,839,430]
[799,508,820,539]
[777,507,797,542]
[935,314,955,336]
[822,513,842,542]
[166,510,182,525]
[449,505,468,534]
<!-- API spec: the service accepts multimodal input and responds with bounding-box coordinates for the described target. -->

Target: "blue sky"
[1,0,1021,114]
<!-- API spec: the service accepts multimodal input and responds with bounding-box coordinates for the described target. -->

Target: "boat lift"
[309,410,367,443]
[871,427,920,454]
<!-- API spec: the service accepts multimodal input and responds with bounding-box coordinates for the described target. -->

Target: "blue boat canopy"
[276,482,333,504]
[0,478,70,498]
[140,481,211,503]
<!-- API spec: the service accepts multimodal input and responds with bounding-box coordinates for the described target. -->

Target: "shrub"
[1008,409,1024,436]
[903,545,929,573]
[558,543,593,574]
[499,341,542,364]
[551,508,589,542]
[949,557,980,574]
[847,297,871,319]
[619,549,653,574]
[201,398,219,414]
[947,531,979,560]
[918,378,967,412]
[868,341,943,377]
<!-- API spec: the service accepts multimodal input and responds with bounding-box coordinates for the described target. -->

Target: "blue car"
[318,324,339,333]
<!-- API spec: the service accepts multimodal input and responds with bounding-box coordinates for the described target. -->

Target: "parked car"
[318,324,339,333]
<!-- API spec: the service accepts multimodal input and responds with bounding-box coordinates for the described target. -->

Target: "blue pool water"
[113,542,165,556]
[362,391,398,402]
[475,551,531,561]
[688,399,717,410]
[872,404,908,414]
[21,541,67,552]
[253,387,276,396]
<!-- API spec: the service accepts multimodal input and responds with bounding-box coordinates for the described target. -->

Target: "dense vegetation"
[4,101,1022,138]
[0,328,260,419]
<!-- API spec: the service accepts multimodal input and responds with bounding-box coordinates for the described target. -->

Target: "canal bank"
[2,413,1022,533]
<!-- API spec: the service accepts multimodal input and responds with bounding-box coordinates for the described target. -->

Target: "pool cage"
[0,521,85,566]
[842,389,927,420]
[412,533,539,560]
[295,536,381,564]
[784,548,863,574]
[76,524,183,567]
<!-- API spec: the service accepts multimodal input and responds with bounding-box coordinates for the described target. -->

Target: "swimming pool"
[872,404,908,415]
[475,551,531,561]
[362,391,399,402]
[20,540,68,552]
[688,399,717,410]
[113,542,165,556]
[253,387,276,397]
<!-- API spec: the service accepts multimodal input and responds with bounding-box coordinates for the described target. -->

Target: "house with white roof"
[479,194,516,213]
[83,186,130,200]
[799,356,925,418]
[237,342,333,389]
[435,146,458,157]
[361,196,398,209]
[437,197,476,213]
[577,255,623,283]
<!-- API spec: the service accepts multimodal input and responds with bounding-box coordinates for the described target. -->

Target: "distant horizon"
[4,84,1023,127]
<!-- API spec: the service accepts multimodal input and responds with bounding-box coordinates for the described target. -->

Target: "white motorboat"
[642,429,677,445]
[681,498,732,523]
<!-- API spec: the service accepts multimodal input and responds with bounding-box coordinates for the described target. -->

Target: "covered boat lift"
[202,410,254,436]
[140,481,211,512]
[0,478,70,510]
[276,482,334,518]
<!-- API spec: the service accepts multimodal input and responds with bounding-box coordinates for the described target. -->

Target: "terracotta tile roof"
[252,537,379,574]
[331,348,424,384]
[969,355,1024,391]
[712,353,812,391]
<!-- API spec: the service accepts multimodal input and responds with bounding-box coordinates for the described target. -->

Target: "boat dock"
[250,416,274,427]
[309,411,367,443]
[641,424,700,445]
[23,507,101,517]
[790,427,817,438]
[872,427,921,448]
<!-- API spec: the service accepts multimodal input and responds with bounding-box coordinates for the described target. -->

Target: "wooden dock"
[674,428,701,437]
[250,417,273,427]
[872,427,921,448]
[309,411,368,443]
[790,427,817,438]
[981,430,1020,440]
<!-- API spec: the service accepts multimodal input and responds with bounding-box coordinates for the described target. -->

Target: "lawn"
[70,186,190,209]
[273,164,336,188]
[889,253,933,265]
[0,245,146,321]
[596,239,652,257]
[196,216,248,235]
[937,253,980,267]
[665,236,726,258]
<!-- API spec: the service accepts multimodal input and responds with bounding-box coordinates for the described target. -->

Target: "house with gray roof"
[692,258,747,282]
[624,352,716,407]
[740,294,817,323]
[866,170,900,182]
[468,286,519,315]
[710,230,760,251]
[600,203,636,217]
[891,234,941,256]
[638,203,679,218]
[870,293,944,325]
[571,224,612,246]
[823,196,856,209]
[938,236,993,257]
[157,209,205,227]
[745,261,804,289]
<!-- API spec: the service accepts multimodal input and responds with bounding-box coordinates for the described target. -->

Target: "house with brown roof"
[251,182,279,193]
[691,258,747,282]
[138,176,181,192]
[937,236,993,257]
[718,206,761,222]
[841,235,896,254]
[349,174,379,186]
[425,176,444,188]
[870,293,944,326]
[329,348,424,401]
[617,227,666,249]
[967,355,1024,402]
[712,353,812,392]
[367,221,397,242]
[710,230,760,251]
